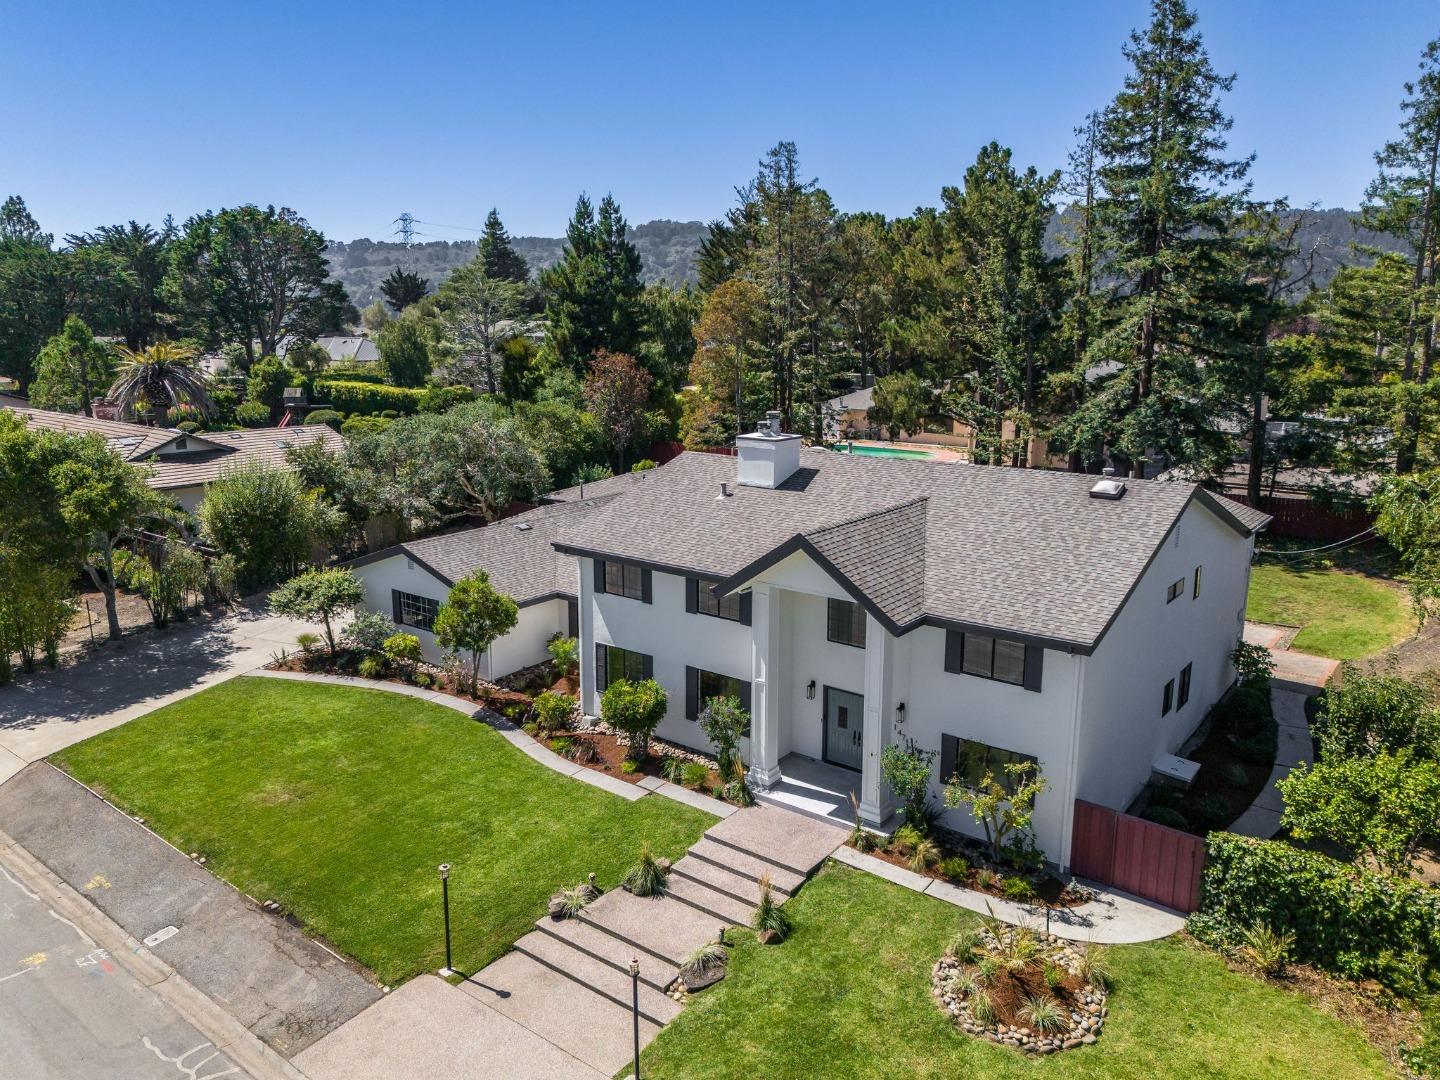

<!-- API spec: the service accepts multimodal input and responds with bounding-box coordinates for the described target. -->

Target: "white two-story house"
[553,414,1270,870]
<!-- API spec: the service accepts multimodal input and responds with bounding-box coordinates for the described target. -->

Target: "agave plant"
[109,342,216,422]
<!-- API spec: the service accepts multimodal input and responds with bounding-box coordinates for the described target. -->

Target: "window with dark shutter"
[947,631,1030,687]
[597,643,650,689]
[689,666,748,728]
[692,579,742,622]
[826,598,866,648]
[1166,578,1185,603]
[394,591,440,631]
[1178,662,1192,709]
[939,736,1035,795]
[598,560,648,601]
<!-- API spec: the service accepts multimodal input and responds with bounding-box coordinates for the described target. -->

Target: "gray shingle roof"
[368,497,617,604]
[552,450,1270,652]
[546,468,665,503]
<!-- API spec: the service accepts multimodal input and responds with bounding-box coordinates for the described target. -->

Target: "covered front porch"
[755,752,904,831]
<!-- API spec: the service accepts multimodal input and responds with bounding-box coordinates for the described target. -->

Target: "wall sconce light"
[895,702,907,725]
[806,680,816,700]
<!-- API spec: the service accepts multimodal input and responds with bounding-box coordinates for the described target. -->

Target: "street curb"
[0,826,309,1080]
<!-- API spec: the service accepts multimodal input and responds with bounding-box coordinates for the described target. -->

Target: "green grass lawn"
[52,678,713,986]
[1247,561,1415,660]
[638,863,1391,1080]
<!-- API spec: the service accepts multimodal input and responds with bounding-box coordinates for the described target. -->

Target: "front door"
[822,687,864,772]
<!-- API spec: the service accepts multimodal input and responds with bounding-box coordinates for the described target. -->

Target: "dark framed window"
[1178,662,1193,709]
[601,561,645,601]
[595,643,651,691]
[1166,577,1185,603]
[685,665,752,729]
[958,633,1025,686]
[826,598,866,648]
[940,734,1037,796]
[393,590,439,632]
[1192,565,1203,599]
[687,578,745,623]
[1162,678,1175,716]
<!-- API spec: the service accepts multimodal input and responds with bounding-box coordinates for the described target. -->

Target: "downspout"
[1058,650,1087,874]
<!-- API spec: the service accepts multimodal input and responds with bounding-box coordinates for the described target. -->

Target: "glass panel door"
[822,687,865,772]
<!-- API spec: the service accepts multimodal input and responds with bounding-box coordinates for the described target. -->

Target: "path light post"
[630,956,641,1079]
[438,863,454,976]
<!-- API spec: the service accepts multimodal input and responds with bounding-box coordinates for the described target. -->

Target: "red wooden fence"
[1069,800,1206,913]
[1223,493,1374,543]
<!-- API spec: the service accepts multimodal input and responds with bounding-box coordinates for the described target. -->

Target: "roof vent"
[514,521,533,531]
[1102,466,1116,477]
[1089,478,1127,501]
[716,481,731,499]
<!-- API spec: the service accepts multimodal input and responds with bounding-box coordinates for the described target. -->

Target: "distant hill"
[326,219,708,308]
[327,209,1405,309]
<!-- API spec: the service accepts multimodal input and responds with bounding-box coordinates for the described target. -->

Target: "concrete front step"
[579,888,729,968]
[514,930,683,1026]
[459,950,660,1076]
[703,803,847,878]
[671,854,766,906]
[664,872,755,925]
[533,915,680,993]
[685,838,803,895]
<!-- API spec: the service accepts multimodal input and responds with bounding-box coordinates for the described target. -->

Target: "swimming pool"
[836,444,936,459]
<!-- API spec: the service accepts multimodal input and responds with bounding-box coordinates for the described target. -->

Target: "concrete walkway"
[1229,686,1314,839]
[0,601,314,784]
[1243,621,1339,694]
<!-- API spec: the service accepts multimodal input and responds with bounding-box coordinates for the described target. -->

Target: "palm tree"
[108,343,216,423]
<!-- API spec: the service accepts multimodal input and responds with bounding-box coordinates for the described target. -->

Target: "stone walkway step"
[663,872,755,925]
[532,916,679,993]
[703,803,846,878]
[459,951,659,1076]
[685,838,803,895]
[578,888,727,968]
[671,854,768,905]
[513,931,682,1026]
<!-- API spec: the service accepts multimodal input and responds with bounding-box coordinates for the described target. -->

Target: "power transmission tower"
[392,212,416,246]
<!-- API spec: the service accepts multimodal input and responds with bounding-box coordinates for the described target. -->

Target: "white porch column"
[577,558,597,718]
[747,584,782,788]
[859,613,891,822]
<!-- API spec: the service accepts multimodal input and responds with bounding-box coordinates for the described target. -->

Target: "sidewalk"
[1229,686,1313,839]
[0,600,314,784]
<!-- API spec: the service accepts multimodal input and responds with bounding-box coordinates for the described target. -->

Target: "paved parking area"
[0,843,251,1079]
[0,763,381,1058]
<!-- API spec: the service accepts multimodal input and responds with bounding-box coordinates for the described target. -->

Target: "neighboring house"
[346,498,618,680]
[0,403,343,512]
[310,335,381,365]
[552,414,1270,870]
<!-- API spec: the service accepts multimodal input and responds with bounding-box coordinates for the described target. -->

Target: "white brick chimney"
[736,411,801,489]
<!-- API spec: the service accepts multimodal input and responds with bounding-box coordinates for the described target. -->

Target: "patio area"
[756,753,902,830]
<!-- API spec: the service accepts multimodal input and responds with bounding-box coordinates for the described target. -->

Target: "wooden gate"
[1069,800,1206,913]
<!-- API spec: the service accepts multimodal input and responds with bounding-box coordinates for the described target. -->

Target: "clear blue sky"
[3,1,1435,243]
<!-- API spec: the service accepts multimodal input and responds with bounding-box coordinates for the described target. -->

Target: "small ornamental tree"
[268,568,365,657]
[880,738,938,829]
[698,695,749,779]
[1278,750,1440,876]
[1316,662,1440,761]
[601,677,667,761]
[547,634,578,677]
[1231,641,1276,688]
[583,350,652,472]
[945,760,1050,864]
[432,570,518,695]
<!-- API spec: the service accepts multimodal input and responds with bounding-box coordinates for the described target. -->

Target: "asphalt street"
[0,855,249,1080]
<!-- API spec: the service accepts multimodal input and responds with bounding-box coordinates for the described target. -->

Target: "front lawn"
[638,863,1391,1080]
[52,678,713,986]
[1247,561,1414,660]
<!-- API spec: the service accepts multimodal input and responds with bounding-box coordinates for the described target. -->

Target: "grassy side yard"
[639,863,1391,1080]
[1247,561,1414,660]
[52,678,713,986]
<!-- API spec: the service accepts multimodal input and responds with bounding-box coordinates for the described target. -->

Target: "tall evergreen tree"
[64,220,176,350]
[1055,0,1254,479]
[379,267,429,312]
[479,209,530,282]
[540,194,644,371]
[0,196,68,392]
[1362,35,1440,473]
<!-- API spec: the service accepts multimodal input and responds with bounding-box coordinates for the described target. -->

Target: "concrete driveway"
[0,600,312,783]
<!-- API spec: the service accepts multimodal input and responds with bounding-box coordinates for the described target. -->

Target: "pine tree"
[1362,36,1440,473]
[479,209,530,283]
[540,194,644,370]
[379,267,429,313]
[1057,0,1254,479]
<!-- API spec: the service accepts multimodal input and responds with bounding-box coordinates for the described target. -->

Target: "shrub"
[630,458,658,472]
[412,671,432,688]
[548,737,573,756]
[697,695,749,780]
[1239,922,1294,977]
[681,762,710,789]
[1220,762,1250,788]
[382,632,422,676]
[889,823,925,855]
[974,868,999,891]
[600,678,667,760]
[1215,684,1272,737]
[939,855,970,880]
[303,409,343,430]
[177,420,201,433]
[234,400,271,427]
[620,759,638,775]
[1042,961,1066,990]
[341,414,391,436]
[358,654,385,679]
[752,874,791,940]
[660,756,687,784]
[1141,805,1189,831]
[1316,661,1440,761]
[679,941,728,980]
[315,379,425,416]
[532,690,576,735]
[1019,993,1067,1034]
[417,384,475,414]
[948,926,984,958]
[908,837,941,873]
[879,738,937,829]
[1191,833,1440,988]
[345,610,395,652]
[622,842,667,897]
[1186,792,1233,833]
[546,634,578,675]
[1232,640,1276,687]
[1002,876,1036,902]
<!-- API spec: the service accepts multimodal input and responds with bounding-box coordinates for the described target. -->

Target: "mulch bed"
[858,835,1090,909]
[547,729,724,792]
[266,649,536,716]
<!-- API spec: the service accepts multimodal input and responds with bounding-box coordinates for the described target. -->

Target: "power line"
[412,218,487,235]
[1254,526,1378,559]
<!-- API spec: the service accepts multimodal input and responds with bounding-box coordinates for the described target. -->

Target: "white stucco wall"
[353,553,569,679]
[1073,498,1253,819]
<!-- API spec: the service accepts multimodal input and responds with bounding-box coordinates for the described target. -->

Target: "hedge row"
[1191,832,1440,987]
[314,379,425,416]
